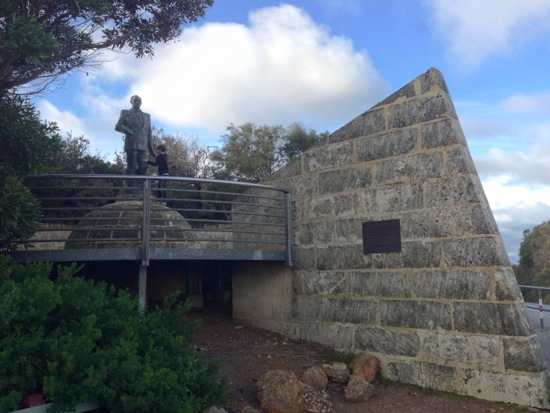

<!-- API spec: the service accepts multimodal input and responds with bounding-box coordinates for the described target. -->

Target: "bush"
[0,176,41,251]
[0,257,226,412]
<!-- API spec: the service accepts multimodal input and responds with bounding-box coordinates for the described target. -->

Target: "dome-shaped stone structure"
[65,200,191,249]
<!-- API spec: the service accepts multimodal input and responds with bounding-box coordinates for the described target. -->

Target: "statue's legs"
[125,149,146,187]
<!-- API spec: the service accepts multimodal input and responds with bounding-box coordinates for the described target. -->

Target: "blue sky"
[33,0,550,263]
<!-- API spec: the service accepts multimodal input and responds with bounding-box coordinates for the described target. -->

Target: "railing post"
[539,288,544,330]
[284,192,293,267]
[138,178,151,312]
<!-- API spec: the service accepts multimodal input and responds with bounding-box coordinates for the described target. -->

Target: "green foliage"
[209,122,323,183]
[0,0,214,94]
[0,176,41,251]
[0,94,62,176]
[0,258,226,413]
[514,222,550,302]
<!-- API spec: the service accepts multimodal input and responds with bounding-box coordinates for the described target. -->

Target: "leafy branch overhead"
[0,0,214,93]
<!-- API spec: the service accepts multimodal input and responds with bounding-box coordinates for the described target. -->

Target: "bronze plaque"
[362,219,401,254]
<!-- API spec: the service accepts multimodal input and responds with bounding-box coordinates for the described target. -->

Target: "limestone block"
[356,128,417,162]
[300,322,355,352]
[421,118,466,149]
[303,141,353,173]
[316,245,369,271]
[471,204,500,235]
[334,218,363,243]
[461,369,550,408]
[319,298,376,324]
[319,167,372,194]
[421,332,500,366]
[388,94,454,129]
[425,175,481,207]
[453,303,532,336]
[442,237,509,267]
[355,327,420,357]
[296,221,335,245]
[293,270,347,296]
[330,107,385,143]
[388,361,457,393]
[363,183,424,213]
[412,270,491,300]
[376,152,444,184]
[503,335,547,373]
[401,207,474,238]
[494,268,524,302]
[380,300,452,330]
[349,271,411,298]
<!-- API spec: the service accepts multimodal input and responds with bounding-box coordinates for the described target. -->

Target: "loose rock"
[344,375,376,402]
[256,369,304,413]
[323,362,350,383]
[301,366,328,391]
[349,352,380,383]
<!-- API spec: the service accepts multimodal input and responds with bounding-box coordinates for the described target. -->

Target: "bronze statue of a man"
[115,95,155,183]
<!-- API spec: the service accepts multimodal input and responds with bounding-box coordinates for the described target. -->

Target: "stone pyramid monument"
[232,68,550,408]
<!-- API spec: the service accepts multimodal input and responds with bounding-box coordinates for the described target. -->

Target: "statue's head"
[130,95,142,108]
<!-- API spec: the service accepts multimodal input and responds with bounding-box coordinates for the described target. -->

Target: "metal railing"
[10,174,294,266]
[519,284,550,330]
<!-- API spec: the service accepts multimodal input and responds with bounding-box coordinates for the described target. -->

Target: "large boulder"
[256,370,304,413]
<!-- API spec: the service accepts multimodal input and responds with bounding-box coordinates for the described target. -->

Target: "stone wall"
[232,68,550,408]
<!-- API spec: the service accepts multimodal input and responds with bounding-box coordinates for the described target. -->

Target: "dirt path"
[189,306,544,413]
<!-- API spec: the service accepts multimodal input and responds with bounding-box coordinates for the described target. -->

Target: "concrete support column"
[138,264,147,311]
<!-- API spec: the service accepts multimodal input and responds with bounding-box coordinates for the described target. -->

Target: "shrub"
[0,257,226,412]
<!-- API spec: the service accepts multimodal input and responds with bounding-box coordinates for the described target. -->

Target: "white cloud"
[425,0,550,70]
[100,4,388,133]
[500,91,550,115]
[35,100,88,138]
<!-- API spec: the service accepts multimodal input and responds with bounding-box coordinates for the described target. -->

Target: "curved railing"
[9,174,293,266]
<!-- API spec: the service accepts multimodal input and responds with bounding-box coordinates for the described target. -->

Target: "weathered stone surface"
[349,352,379,382]
[388,94,454,129]
[421,332,500,367]
[400,241,441,268]
[376,152,444,184]
[323,362,350,383]
[303,141,353,172]
[446,146,477,174]
[292,295,321,320]
[425,176,481,207]
[301,366,328,391]
[462,369,550,408]
[356,128,417,162]
[296,221,335,245]
[333,218,363,243]
[308,194,360,219]
[355,327,420,357]
[412,270,491,300]
[388,361,456,393]
[453,303,532,336]
[349,272,411,298]
[503,336,547,372]
[330,108,386,143]
[293,271,347,296]
[299,382,332,413]
[494,268,524,302]
[319,298,376,324]
[381,300,452,330]
[419,67,450,95]
[256,370,304,413]
[421,118,466,149]
[373,82,416,108]
[442,237,509,267]
[471,204,500,235]
[400,207,474,238]
[344,375,376,402]
[316,245,369,271]
[363,183,424,213]
[300,323,355,352]
[319,167,372,194]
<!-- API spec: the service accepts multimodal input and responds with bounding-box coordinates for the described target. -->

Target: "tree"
[151,129,210,178]
[280,122,325,161]
[209,123,286,183]
[0,94,62,176]
[514,222,550,302]
[0,0,214,94]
